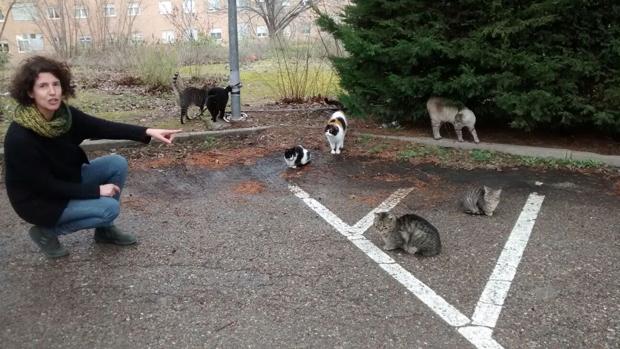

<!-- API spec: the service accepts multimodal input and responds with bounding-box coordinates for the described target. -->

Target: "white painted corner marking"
[289,184,471,327]
[289,184,545,349]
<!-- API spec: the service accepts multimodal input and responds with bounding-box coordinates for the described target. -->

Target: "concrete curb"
[356,132,620,168]
[0,126,272,160]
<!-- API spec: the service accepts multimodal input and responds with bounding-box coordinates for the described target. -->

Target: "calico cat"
[461,186,502,216]
[284,145,311,168]
[373,212,441,257]
[427,97,480,143]
[206,85,232,122]
[325,110,348,154]
[172,72,208,124]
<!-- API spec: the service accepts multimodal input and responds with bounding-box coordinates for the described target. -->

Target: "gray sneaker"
[94,225,137,245]
[28,226,69,258]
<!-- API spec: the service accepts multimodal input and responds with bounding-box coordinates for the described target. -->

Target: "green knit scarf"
[13,103,72,138]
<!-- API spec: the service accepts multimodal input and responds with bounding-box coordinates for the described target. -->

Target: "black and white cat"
[172,72,208,124]
[325,110,348,154]
[284,145,311,168]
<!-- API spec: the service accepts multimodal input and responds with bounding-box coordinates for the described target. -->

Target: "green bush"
[316,1,620,135]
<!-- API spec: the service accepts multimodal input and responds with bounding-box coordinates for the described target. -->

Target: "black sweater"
[3,106,150,227]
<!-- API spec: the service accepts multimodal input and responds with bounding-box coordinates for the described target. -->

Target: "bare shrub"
[270,31,340,103]
[176,39,228,78]
[131,45,178,91]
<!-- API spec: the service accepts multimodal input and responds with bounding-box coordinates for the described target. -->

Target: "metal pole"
[227,0,242,121]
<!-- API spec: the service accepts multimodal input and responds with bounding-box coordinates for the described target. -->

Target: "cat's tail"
[324,97,346,111]
[172,72,181,98]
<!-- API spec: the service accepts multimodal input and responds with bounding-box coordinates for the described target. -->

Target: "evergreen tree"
[317,1,620,134]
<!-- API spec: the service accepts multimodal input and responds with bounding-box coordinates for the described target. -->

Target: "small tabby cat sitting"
[461,186,502,216]
[284,145,311,168]
[373,212,441,256]
[427,97,480,143]
[325,110,348,154]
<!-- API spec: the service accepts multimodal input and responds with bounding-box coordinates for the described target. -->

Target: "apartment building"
[0,1,341,61]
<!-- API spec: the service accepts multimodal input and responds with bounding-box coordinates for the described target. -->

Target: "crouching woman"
[3,55,182,258]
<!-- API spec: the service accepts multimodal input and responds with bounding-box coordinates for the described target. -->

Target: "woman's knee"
[109,154,128,175]
[101,198,121,223]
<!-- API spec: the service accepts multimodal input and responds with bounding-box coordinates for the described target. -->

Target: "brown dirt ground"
[232,180,266,195]
[83,102,618,197]
[101,106,618,178]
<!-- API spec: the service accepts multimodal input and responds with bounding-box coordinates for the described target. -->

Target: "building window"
[16,33,44,53]
[183,0,196,14]
[74,6,88,19]
[162,30,176,43]
[12,3,37,21]
[128,2,140,16]
[236,0,248,7]
[210,28,222,41]
[79,36,92,47]
[0,41,9,53]
[256,26,268,38]
[104,4,116,17]
[47,7,60,19]
[207,0,220,11]
[159,1,172,15]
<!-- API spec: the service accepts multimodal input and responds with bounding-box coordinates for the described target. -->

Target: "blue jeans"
[52,154,128,236]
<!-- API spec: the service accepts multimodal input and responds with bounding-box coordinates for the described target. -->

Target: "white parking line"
[351,187,415,234]
[289,184,471,326]
[289,184,545,349]
[471,193,545,328]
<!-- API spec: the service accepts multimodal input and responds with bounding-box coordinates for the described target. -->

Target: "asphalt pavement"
[0,128,618,349]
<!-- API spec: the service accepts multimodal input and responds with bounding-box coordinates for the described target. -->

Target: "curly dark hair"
[9,55,76,106]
